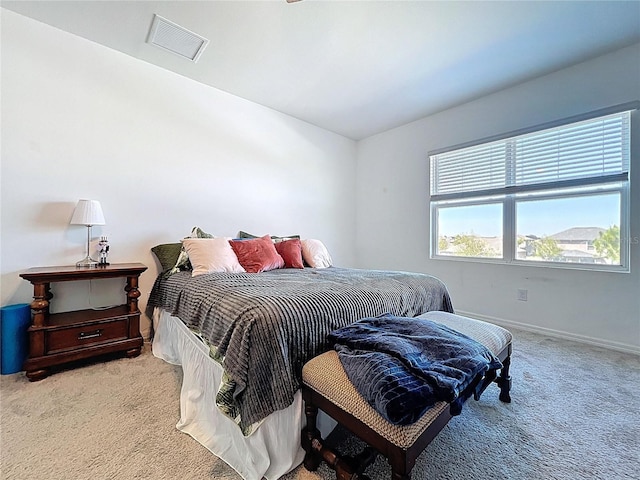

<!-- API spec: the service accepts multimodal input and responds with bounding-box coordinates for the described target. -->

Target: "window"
[429,103,636,271]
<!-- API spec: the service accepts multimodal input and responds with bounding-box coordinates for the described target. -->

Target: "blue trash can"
[1,303,31,374]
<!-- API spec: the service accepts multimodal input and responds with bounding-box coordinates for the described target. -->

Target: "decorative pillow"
[229,235,285,273]
[182,238,245,276]
[238,231,300,243]
[274,239,304,269]
[301,239,333,268]
[151,243,184,272]
[168,226,216,275]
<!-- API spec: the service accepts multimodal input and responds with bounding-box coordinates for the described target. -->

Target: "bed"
[148,265,453,480]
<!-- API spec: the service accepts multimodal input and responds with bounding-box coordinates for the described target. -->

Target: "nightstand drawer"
[46,317,129,354]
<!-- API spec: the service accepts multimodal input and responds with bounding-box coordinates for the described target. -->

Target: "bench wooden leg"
[303,422,376,479]
[388,448,412,480]
[392,471,411,480]
[498,354,512,403]
[302,392,379,479]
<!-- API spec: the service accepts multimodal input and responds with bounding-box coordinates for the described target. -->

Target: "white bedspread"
[151,308,336,480]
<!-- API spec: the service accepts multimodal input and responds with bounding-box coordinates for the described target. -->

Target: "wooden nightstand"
[19,263,147,381]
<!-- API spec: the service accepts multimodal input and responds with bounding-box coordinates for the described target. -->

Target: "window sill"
[430,254,630,273]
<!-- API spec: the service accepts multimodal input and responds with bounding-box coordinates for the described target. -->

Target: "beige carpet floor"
[1,328,638,480]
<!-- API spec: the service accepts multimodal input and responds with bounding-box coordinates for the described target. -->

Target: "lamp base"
[76,256,100,268]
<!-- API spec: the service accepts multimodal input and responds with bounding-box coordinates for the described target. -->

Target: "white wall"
[356,43,640,353]
[0,10,357,336]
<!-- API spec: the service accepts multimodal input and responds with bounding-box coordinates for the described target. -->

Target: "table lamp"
[70,199,106,267]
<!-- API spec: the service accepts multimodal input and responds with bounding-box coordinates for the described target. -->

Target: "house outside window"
[429,103,636,272]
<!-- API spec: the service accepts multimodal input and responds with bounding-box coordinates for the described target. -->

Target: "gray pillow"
[238,231,300,243]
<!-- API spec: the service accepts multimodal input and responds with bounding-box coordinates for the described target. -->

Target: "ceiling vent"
[147,14,209,62]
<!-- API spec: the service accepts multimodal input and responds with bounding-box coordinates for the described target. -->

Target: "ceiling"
[2,1,639,140]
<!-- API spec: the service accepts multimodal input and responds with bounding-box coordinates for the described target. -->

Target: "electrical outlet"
[517,289,528,301]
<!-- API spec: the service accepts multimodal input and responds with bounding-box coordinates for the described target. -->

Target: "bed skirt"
[151,307,336,480]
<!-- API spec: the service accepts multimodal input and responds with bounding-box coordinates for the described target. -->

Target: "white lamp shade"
[70,200,106,226]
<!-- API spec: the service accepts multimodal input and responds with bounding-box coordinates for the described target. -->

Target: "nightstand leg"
[125,275,141,314]
[25,368,49,382]
[126,347,142,358]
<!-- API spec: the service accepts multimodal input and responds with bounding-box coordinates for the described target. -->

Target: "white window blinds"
[430,109,632,200]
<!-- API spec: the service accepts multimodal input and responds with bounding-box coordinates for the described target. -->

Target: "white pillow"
[182,238,246,276]
[301,239,333,268]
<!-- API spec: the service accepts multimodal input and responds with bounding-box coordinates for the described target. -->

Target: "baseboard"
[455,309,640,356]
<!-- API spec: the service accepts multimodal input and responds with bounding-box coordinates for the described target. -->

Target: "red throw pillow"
[274,238,304,269]
[229,235,285,273]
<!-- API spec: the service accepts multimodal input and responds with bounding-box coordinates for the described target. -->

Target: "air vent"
[147,14,209,62]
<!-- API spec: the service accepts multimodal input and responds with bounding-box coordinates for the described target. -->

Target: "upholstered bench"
[301,311,513,480]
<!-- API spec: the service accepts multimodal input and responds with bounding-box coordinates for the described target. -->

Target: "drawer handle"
[78,329,102,340]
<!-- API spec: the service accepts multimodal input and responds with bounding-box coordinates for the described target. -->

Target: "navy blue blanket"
[328,314,502,425]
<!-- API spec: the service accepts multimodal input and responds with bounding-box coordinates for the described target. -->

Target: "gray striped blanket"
[147,267,453,433]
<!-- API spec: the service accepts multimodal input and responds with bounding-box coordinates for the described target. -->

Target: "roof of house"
[549,227,605,242]
[560,249,597,258]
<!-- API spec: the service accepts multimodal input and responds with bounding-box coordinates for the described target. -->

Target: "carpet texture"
[1,328,638,480]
